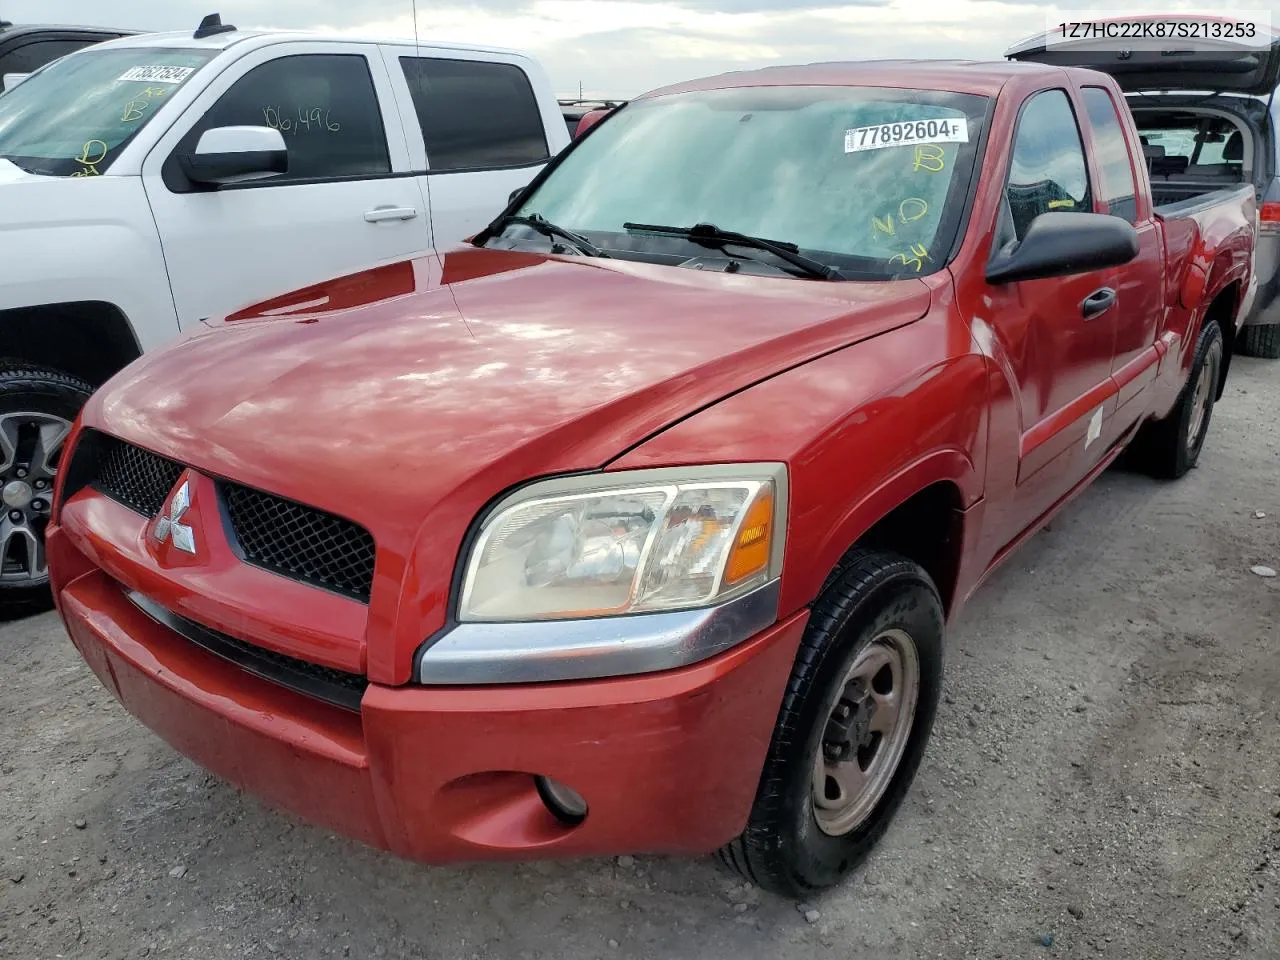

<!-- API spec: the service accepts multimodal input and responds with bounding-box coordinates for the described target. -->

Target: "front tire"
[717,550,944,898]
[0,362,94,618]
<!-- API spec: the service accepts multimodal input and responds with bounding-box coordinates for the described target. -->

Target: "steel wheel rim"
[812,628,920,837]
[0,411,71,584]
[1186,348,1218,454]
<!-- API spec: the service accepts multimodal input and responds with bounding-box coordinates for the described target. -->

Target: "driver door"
[141,42,431,327]
[982,88,1121,543]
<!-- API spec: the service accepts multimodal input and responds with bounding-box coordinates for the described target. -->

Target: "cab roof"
[639,59,1068,101]
[92,27,527,59]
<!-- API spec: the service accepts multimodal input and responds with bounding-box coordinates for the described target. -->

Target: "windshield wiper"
[490,213,609,258]
[623,221,842,280]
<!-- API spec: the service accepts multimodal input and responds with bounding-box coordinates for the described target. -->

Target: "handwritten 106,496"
[262,105,341,134]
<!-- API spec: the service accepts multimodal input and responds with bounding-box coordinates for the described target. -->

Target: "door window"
[1081,86,1139,223]
[399,57,548,171]
[183,53,391,183]
[1005,89,1092,240]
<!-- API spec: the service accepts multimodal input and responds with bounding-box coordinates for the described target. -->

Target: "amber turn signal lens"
[724,486,774,585]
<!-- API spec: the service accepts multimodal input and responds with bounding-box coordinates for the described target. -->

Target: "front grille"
[78,433,377,603]
[127,590,367,712]
[92,437,184,517]
[221,483,376,602]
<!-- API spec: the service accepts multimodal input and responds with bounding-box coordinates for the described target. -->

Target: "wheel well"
[1209,282,1240,400]
[823,481,966,615]
[0,302,142,388]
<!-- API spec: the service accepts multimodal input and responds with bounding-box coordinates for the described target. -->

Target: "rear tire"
[1130,321,1223,480]
[716,550,944,898]
[1239,323,1280,359]
[0,362,94,619]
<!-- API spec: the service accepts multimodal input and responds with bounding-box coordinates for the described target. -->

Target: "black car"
[0,19,136,91]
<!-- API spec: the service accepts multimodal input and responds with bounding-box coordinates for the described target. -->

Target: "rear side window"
[186,54,391,182]
[399,57,548,172]
[1005,89,1092,240]
[1081,86,1139,223]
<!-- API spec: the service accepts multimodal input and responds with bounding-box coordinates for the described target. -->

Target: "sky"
[6,0,1258,98]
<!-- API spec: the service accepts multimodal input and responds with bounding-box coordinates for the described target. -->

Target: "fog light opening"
[535,775,588,827]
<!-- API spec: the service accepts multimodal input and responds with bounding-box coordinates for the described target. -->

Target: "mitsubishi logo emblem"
[154,479,196,554]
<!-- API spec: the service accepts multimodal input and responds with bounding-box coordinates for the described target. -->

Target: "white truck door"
[380,45,564,249]
[141,41,430,326]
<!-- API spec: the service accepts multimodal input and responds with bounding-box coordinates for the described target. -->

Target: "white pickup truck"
[0,14,569,612]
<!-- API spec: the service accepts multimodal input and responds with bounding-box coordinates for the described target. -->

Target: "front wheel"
[0,363,94,618]
[717,550,944,898]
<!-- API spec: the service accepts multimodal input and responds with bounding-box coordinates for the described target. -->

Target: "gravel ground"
[2,357,1279,960]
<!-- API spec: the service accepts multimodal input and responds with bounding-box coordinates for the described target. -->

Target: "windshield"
[496,85,990,279]
[0,47,216,177]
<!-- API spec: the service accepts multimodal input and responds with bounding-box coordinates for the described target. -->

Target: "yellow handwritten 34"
[890,243,931,272]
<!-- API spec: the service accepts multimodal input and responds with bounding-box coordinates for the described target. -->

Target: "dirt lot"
[3,357,1279,960]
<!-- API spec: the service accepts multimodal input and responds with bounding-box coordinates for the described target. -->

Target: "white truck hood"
[0,158,47,184]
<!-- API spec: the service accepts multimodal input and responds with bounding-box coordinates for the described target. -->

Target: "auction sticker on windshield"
[845,118,968,153]
[118,65,196,83]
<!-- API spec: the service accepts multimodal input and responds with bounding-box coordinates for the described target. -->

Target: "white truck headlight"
[458,464,787,622]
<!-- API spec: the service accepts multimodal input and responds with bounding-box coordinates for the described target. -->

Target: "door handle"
[1081,287,1117,320]
[364,205,418,223]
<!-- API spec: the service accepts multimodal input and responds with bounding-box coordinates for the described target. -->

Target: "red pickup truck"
[48,59,1255,898]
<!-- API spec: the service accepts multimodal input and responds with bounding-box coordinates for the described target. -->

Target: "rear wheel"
[717,550,944,898]
[0,363,94,618]
[1239,323,1280,359]
[1130,321,1223,480]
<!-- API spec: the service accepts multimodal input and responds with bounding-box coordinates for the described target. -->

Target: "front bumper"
[50,525,808,861]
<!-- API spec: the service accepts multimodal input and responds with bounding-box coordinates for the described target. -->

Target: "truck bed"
[1152,183,1256,218]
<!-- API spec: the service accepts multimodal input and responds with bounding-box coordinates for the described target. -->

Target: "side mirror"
[986,211,1139,284]
[181,125,288,186]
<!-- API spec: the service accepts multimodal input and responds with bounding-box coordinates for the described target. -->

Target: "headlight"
[458,464,787,622]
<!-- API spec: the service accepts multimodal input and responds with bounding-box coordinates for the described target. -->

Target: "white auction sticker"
[118,65,195,83]
[845,117,968,153]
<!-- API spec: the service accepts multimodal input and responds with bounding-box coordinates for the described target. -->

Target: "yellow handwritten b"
[913,145,945,173]
[121,99,147,122]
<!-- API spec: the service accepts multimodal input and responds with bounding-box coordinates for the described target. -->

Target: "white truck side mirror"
[182,125,288,186]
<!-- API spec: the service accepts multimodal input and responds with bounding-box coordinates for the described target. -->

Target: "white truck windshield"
[0,47,216,177]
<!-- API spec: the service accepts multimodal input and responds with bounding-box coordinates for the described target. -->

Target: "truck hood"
[0,158,61,186]
[88,247,932,564]
[1006,22,1280,96]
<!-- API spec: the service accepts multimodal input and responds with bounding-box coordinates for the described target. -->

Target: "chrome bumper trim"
[415,578,782,685]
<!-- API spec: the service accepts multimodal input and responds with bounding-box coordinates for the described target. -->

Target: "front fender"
[609,306,988,622]
[0,177,178,350]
